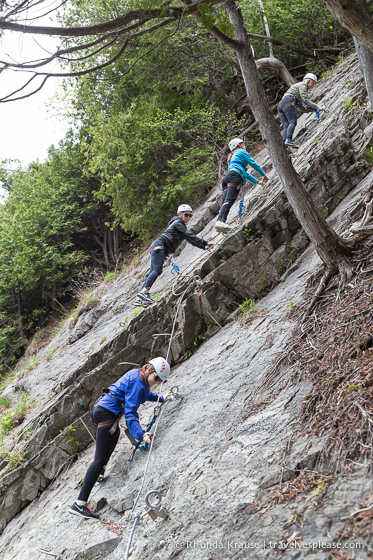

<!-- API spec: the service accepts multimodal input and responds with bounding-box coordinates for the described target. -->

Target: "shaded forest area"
[0,0,352,373]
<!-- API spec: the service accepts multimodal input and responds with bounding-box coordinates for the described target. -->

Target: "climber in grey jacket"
[278,73,326,148]
[135,204,212,306]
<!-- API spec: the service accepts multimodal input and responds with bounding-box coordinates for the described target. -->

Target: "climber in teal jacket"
[227,147,265,185]
[215,137,268,233]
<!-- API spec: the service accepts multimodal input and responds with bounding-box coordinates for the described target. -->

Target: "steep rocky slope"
[0,54,372,559]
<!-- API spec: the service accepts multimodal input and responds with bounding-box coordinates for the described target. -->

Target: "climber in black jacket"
[135,204,212,306]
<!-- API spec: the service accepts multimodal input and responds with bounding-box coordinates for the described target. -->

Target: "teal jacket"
[228,149,265,185]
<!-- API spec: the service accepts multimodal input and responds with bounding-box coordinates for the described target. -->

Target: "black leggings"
[78,405,120,502]
[217,170,243,223]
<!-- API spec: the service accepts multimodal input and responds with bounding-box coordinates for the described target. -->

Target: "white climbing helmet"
[177,204,193,214]
[149,357,170,381]
[228,137,244,151]
[303,73,318,83]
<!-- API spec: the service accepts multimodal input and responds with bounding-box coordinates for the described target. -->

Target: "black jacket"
[160,216,207,254]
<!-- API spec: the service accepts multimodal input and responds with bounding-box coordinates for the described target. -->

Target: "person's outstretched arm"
[174,220,208,249]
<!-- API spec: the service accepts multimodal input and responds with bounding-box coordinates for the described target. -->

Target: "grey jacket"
[284,82,318,113]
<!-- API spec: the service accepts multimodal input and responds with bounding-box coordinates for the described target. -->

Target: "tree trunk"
[225,0,352,280]
[258,0,274,58]
[351,0,373,107]
[94,230,110,268]
[353,37,373,107]
[107,228,116,265]
[113,225,122,263]
[13,283,27,347]
[324,0,373,51]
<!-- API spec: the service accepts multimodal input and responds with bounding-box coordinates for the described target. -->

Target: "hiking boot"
[69,502,99,519]
[215,220,231,233]
[285,139,299,148]
[137,290,154,304]
[97,467,106,482]
[134,297,149,307]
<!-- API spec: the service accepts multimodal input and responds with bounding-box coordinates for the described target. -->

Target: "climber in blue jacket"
[69,357,171,519]
[215,137,269,233]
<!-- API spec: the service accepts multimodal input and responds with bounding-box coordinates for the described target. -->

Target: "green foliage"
[0,396,11,409]
[243,228,252,241]
[311,480,326,497]
[346,80,355,92]
[365,147,373,167]
[24,355,38,372]
[104,271,116,282]
[87,102,237,236]
[286,242,300,261]
[70,291,101,319]
[131,307,143,318]
[347,382,363,391]
[277,243,301,275]
[45,346,56,360]
[256,278,267,298]
[85,342,95,353]
[322,207,329,218]
[0,143,97,372]
[238,298,257,324]
[0,0,351,375]
[0,448,28,473]
[344,96,361,110]
[239,298,256,314]
[13,392,35,423]
[242,0,348,66]
[287,299,295,311]
[0,392,35,435]
[313,131,323,143]
[64,425,80,455]
[0,372,16,393]
[0,414,14,435]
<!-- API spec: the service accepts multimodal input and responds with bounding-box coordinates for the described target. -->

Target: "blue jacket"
[98,369,163,441]
[228,149,265,185]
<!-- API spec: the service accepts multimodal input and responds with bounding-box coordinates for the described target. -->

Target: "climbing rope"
[129,405,161,458]
[237,187,244,224]
[123,278,192,560]
[124,183,266,558]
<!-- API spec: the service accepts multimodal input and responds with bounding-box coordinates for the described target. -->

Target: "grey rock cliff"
[0,54,372,559]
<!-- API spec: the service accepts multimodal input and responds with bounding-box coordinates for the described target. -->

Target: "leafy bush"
[0,392,35,436]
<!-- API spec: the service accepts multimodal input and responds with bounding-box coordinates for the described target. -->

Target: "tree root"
[303,268,334,319]
[305,190,373,317]
[343,194,373,241]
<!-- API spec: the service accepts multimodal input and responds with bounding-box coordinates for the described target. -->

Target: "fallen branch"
[340,503,373,521]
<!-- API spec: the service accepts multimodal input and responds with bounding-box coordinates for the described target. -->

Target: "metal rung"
[145,490,169,521]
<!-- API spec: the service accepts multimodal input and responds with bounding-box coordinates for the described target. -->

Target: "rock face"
[0,55,372,559]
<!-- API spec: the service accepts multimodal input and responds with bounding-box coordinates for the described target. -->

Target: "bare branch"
[0,38,130,102]
[0,17,177,101]
[256,57,296,87]
[0,0,222,36]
